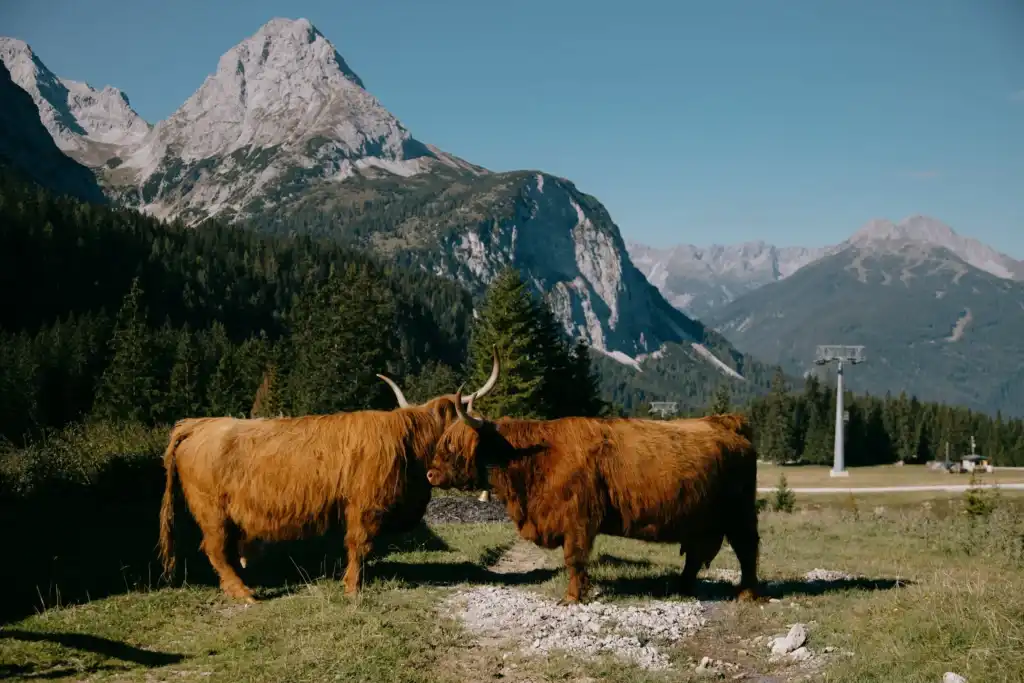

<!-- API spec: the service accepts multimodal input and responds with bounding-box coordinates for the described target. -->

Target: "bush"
[963,471,999,519]
[772,472,796,513]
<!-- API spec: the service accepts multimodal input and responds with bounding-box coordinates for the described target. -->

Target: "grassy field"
[2,489,1023,683]
[756,462,1024,488]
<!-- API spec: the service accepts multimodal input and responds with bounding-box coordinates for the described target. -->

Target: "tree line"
[731,371,1024,467]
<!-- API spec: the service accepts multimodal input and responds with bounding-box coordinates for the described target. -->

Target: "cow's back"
[592,418,755,543]
[175,410,434,541]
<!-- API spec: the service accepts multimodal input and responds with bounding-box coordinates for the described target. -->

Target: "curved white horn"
[464,345,500,403]
[376,373,410,408]
[454,386,485,429]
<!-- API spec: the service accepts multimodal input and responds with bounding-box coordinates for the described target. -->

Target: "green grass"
[2,494,1023,682]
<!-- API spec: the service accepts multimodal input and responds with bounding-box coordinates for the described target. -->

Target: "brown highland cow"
[158,350,500,604]
[425,390,761,604]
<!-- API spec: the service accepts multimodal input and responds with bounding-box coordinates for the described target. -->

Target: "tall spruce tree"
[93,277,157,423]
[760,368,796,463]
[893,390,916,463]
[164,325,200,420]
[465,268,547,419]
[567,338,607,417]
[709,383,732,415]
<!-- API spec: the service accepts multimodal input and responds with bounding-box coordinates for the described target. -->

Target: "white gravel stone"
[803,568,855,582]
[443,585,706,670]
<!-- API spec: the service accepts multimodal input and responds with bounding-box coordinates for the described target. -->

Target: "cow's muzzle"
[426,468,447,487]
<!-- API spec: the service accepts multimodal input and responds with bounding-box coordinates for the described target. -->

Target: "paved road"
[757,483,1024,494]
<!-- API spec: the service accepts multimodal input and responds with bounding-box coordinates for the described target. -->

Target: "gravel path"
[443,585,706,671]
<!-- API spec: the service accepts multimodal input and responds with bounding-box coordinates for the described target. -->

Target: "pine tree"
[799,375,832,464]
[893,390,916,463]
[250,363,282,418]
[206,323,247,417]
[772,472,796,513]
[709,383,732,415]
[567,338,607,417]
[93,277,157,423]
[165,326,200,420]
[465,268,547,419]
[760,368,796,464]
[533,300,577,418]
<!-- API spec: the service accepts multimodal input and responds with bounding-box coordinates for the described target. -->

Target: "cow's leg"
[342,505,383,596]
[679,544,702,596]
[679,531,724,597]
[197,517,256,604]
[560,532,594,605]
[726,508,761,602]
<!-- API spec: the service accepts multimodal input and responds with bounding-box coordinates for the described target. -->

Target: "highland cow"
[158,350,500,604]
[425,390,761,604]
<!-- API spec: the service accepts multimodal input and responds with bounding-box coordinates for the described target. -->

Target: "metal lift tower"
[814,345,866,477]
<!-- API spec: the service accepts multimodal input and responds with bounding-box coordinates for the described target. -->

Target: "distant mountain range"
[631,216,1024,416]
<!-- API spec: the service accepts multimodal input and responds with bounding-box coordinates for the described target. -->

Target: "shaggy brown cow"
[425,391,761,604]
[158,351,500,604]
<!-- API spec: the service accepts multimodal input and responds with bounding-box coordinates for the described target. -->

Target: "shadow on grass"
[0,630,186,667]
[593,572,914,602]
[368,561,558,589]
[0,663,130,680]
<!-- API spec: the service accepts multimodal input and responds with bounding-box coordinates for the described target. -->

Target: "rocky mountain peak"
[136,15,416,166]
[845,215,1024,281]
[0,35,150,164]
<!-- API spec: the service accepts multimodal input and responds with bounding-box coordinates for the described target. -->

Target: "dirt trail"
[488,540,557,574]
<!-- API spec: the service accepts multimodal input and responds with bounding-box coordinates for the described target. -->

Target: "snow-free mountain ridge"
[0,37,151,168]
[0,60,106,203]
[630,215,1023,317]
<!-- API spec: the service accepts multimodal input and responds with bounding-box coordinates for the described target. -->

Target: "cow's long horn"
[454,386,485,429]
[376,373,410,408]
[465,345,500,403]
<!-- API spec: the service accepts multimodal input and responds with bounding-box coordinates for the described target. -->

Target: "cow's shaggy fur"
[427,394,761,604]
[159,403,458,603]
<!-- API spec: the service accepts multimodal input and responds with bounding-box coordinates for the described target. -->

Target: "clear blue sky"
[3,0,1023,256]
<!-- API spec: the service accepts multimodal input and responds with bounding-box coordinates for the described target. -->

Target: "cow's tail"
[159,420,192,581]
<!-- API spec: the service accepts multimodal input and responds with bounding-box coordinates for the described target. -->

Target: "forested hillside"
[0,166,475,444]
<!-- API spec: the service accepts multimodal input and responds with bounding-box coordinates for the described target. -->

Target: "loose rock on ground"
[443,585,706,670]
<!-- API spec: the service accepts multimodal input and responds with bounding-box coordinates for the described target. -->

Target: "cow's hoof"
[736,588,759,603]
[225,587,257,604]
